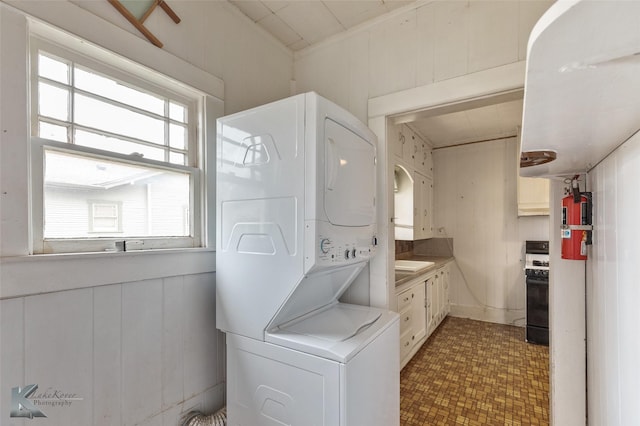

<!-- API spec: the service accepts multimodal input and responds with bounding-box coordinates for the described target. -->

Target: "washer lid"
[283,304,381,341]
[266,303,398,363]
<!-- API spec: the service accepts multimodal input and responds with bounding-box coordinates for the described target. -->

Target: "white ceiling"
[229,0,414,51]
[409,99,523,148]
[229,0,524,147]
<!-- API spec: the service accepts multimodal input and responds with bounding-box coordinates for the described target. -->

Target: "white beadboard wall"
[434,138,549,325]
[293,0,553,124]
[548,179,586,426]
[1,274,223,426]
[586,130,640,425]
[0,1,293,425]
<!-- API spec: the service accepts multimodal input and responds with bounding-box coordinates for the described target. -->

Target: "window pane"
[39,54,69,84]
[75,67,164,115]
[74,93,164,145]
[169,152,185,165]
[169,123,186,150]
[44,150,190,238]
[94,204,117,217]
[169,102,186,123]
[39,121,68,142]
[93,217,118,231]
[75,129,165,162]
[39,82,69,121]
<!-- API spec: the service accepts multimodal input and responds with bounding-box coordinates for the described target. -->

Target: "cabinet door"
[415,141,433,177]
[442,265,450,315]
[412,281,426,342]
[517,176,550,216]
[395,126,414,164]
[429,277,439,333]
[393,127,406,160]
[438,271,446,323]
[425,276,434,336]
[414,172,434,239]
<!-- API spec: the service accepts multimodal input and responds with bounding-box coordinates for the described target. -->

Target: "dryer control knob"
[344,249,350,259]
[320,238,331,254]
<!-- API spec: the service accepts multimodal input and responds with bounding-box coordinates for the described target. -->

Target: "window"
[30,37,203,254]
[89,202,122,233]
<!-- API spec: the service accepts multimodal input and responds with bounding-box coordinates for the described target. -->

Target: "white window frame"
[29,36,206,254]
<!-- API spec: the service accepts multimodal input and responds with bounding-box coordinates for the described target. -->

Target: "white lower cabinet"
[429,264,451,334]
[426,274,436,334]
[397,261,452,368]
[397,276,427,369]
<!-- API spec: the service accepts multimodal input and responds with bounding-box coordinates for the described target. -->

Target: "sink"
[394,260,435,273]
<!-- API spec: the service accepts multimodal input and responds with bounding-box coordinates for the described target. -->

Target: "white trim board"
[368,61,526,120]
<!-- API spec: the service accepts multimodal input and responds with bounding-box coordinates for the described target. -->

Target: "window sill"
[0,248,216,299]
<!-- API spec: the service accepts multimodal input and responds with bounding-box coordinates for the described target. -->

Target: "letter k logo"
[10,384,47,418]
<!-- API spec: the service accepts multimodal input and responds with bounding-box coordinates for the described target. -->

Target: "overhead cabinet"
[393,124,433,177]
[414,173,433,239]
[517,176,549,216]
[392,123,434,240]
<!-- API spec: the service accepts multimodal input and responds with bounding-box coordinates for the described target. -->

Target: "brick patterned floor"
[400,317,549,426]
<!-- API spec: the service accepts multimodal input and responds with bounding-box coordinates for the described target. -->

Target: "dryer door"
[324,118,376,227]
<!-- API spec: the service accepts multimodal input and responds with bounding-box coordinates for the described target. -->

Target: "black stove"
[525,240,549,346]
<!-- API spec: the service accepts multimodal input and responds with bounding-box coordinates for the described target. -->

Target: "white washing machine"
[228,303,398,425]
[216,92,399,425]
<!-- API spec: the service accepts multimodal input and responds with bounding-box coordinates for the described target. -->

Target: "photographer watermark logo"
[11,384,83,419]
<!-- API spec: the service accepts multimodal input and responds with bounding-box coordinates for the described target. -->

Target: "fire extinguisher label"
[561,229,571,239]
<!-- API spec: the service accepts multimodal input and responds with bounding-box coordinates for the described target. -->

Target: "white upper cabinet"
[414,172,433,239]
[520,1,640,178]
[391,124,434,240]
[415,139,434,177]
[392,124,433,177]
[393,125,415,166]
[517,177,549,216]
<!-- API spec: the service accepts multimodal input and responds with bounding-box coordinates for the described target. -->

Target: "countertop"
[394,255,454,288]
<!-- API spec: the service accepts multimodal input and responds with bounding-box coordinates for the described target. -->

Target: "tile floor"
[400,317,549,426]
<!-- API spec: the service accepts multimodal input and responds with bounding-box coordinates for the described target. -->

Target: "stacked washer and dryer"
[216,92,400,425]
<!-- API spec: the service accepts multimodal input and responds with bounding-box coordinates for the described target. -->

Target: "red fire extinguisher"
[561,178,592,260]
